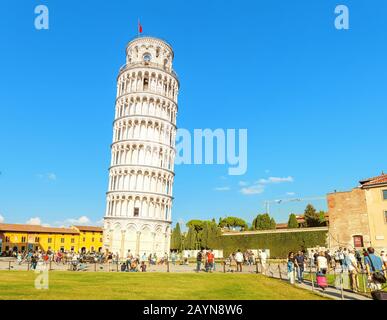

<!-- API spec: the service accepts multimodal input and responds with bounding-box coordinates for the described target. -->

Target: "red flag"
[138,20,143,34]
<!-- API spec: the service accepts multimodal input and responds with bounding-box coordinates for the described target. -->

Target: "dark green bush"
[218,230,327,258]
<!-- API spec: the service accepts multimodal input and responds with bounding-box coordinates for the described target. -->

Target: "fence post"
[278,264,282,280]
[49,260,52,271]
[27,260,30,271]
[8,261,11,270]
[94,262,97,272]
[255,260,259,274]
[310,265,314,291]
[167,259,170,272]
[340,271,345,300]
[116,261,119,272]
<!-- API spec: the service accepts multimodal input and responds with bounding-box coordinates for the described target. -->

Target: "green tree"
[170,223,182,251]
[219,216,248,231]
[304,204,320,227]
[318,210,327,226]
[270,217,276,229]
[287,213,299,228]
[252,213,275,230]
[185,226,197,250]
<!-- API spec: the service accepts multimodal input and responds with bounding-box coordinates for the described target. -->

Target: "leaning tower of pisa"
[103,36,179,258]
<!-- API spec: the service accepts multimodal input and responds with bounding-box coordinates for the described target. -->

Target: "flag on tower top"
[138,20,143,34]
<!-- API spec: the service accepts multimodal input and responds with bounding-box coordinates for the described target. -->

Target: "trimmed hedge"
[219,230,327,258]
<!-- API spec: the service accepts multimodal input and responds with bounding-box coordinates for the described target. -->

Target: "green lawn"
[0,271,327,300]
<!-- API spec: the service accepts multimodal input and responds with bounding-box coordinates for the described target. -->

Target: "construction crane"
[264,196,326,215]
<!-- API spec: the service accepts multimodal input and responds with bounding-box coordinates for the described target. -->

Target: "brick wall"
[327,188,371,249]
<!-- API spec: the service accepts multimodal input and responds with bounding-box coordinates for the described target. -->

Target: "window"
[61,238,65,243]
[83,237,86,242]
[353,235,364,248]
[71,246,74,251]
[48,238,52,243]
[143,77,149,90]
[92,238,94,242]
[21,237,26,242]
[21,246,25,251]
[35,237,40,242]
[143,53,151,62]
[5,237,10,242]
[383,190,387,200]
[384,211,387,224]
[134,207,139,217]
[71,238,75,243]
[100,238,102,242]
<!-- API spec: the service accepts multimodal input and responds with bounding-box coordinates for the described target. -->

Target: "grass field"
[0,271,328,300]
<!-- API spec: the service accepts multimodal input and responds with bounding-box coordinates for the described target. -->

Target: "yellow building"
[0,223,103,253]
[71,225,103,253]
[328,172,387,250]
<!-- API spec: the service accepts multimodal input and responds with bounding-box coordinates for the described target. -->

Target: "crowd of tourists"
[287,247,387,292]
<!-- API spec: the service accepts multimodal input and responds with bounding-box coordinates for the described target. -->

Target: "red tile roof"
[360,173,387,187]
[72,225,103,232]
[0,223,79,234]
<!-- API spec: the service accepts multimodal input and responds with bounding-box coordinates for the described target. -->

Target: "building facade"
[327,173,387,250]
[103,36,179,257]
[0,223,103,253]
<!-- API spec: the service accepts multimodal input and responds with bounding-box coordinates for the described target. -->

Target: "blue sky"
[0,0,386,229]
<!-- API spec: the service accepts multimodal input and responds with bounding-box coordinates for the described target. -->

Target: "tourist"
[308,250,314,268]
[17,251,22,265]
[287,252,296,285]
[248,250,255,266]
[140,261,147,272]
[206,249,215,272]
[30,253,38,270]
[260,250,267,275]
[171,251,177,265]
[347,249,360,292]
[342,248,349,271]
[196,250,203,272]
[235,249,244,272]
[381,251,387,274]
[294,251,305,284]
[316,251,328,275]
[364,247,386,291]
[355,249,363,270]
[325,250,332,272]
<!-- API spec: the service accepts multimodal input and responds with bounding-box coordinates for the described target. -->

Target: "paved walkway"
[263,264,371,300]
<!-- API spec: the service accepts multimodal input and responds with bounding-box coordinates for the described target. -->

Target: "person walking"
[235,249,244,272]
[364,247,386,292]
[196,250,203,272]
[295,251,305,284]
[347,249,360,292]
[287,252,296,285]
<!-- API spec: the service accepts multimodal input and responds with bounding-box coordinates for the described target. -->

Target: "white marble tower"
[103,36,178,258]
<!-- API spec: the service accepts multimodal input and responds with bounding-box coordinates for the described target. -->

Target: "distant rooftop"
[360,172,387,187]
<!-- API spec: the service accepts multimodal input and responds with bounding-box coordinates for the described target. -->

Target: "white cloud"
[95,219,104,226]
[66,215,91,225]
[238,181,248,186]
[37,173,57,181]
[240,184,265,195]
[0,214,4,223]
[26,217,41,225]
[214,187,230,191]
[286,192,296,196]
[47,173,57,180]
[42,223,51,227]
[257,176,294,184]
